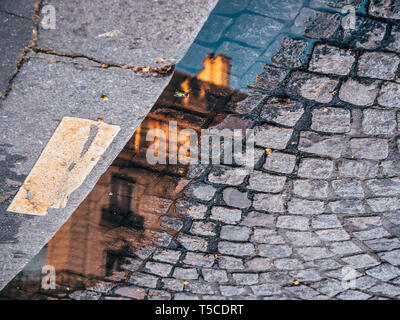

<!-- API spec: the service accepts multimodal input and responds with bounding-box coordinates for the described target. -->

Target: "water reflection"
[0,50,245,299]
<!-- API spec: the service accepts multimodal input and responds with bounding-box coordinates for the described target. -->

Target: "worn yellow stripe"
[8,117,120,216]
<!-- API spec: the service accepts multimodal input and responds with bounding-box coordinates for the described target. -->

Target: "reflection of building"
[0,54,246,299]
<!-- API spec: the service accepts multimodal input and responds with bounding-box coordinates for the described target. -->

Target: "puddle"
[0,0,363,299]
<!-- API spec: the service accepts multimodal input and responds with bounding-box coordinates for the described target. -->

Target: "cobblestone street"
[97,0,400,300]
[1,0,400,301]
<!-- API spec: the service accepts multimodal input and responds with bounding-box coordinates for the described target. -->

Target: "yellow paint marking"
[8,117,120,216]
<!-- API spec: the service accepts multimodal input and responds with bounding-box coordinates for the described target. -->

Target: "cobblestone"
[350,138,389,160]
[220,226,250,241]
[223,188,251,209]
[254,124,294,149]
[339,79,380,106]
[377,82,400,108]
[218,241,255,257]
[277,216,309,231]
[331,179,364,199]
[208,167,248,185]
[287,71,338,103]
[253,193,285,212]
[241,211,274,227]
[298,132,346,158]
[248,171,286,193]
[211,206,242,224]
[288,198,324,215]
[293,179,329,199]
[263,152,297,174]
[184,252,215,267]
[260,97,305,127]
[357,52,400,80]
[271,37,308,68]
[311,107,351,133]
[338,160,378,178]
[309,45,355,76]
[363,109,397,135]
[298,158,333,179]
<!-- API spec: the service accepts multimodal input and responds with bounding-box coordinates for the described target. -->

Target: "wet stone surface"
[1,0,400,301]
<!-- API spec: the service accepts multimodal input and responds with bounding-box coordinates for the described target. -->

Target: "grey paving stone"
[174,293,200,300]
[211,206,242,224]
[277,216,309,231]
[312,215,342,229]
[366,264,400,281]
[252,228,285,244]
[285,285,321,299]
[241,211,274,227]
[260,97,304,127]
[365,238,400,251]
[190,221,217,237]
[176,200,208,219]
[185,183,217,201]
[152,249,182,264]
[329,200,366,214]
[309,45,355,76]
[148,289,172,300]
[270,37,308,68]
[338,160,378,178]
[218,256,245,270]
[129,272,159,288]
[254,124,294,150]
[221,225,250,241]
[331,179,364,199]
[298,132,346,159]
[287,71,338,103]
[245,258,274,271]
[114,286,146,299]
[220,285,249,297]
[285,231,321,246]
[306,258,342,271]
[362,108,397,135]
[355,276,378,290]
[218,241,254,257]
[367,197,400,212]
[184,252,215,268]
[337,290,371,300]
[297,247,334,261]
[263,152,297,174]
[316,228,350,241]
[379,250,400,266]
[292,8,340,39]
[274,258,304,270]
[341,254,380,269]
[251,283,281,296]
[232,273,259,285]
[311,279,344,297]
[250,65,288,92]
[208,166,248,185]
[253,193,285,213]
[222,187,251,209]
[339,79,381,106]
[309,0,364,10]
[290,269,322,281]
[177,234,208,252]
[173,268,199,280]
[366,178,400,197]
[288,198,324,215]
[161,278,184,291]
[258,244,292,258]
[350,138,389,160]
[369,283,400,297]
[345,216,382,230]
[160,216,183,232]
[357,52,400,80]
[248,171,286,193]
[144,262,173,277]
[329,241,362,255]
[187,281,216,295]
[202,269,228,283]
[311,107,351,133]
[368,0,400,19]
[377,82,400,108]
[293,179,329,199]
[298,158,334,179]
[343,16,386,49]
[228,13,284,48]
